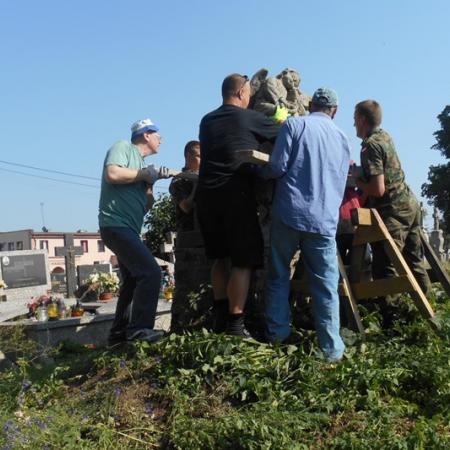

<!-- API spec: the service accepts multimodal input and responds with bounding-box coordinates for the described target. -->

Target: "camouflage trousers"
[371,204,431,323]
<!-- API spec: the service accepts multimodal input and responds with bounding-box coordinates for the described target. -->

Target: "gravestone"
[0,250,51,305]
[55,234,83,298]
[77,263,111,286]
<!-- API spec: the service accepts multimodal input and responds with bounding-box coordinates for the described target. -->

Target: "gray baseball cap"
[312,87,339,107]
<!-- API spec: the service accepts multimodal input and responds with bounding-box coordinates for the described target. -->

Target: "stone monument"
[430,207,445,260]
[250,68,310,117]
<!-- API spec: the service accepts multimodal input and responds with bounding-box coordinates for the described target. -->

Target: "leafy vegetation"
[1,289,450,449]
[144,193,176,258]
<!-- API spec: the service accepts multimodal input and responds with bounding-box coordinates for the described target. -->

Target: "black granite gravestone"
[77,264,111,286]
[0,253,48,288]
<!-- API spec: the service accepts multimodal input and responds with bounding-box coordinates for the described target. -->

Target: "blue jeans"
[100,226,162,335]
[265,218,345,361]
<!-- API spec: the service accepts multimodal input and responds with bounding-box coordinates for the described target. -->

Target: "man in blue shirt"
[261,88,350,361]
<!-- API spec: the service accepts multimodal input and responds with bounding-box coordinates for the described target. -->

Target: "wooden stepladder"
[348,208,438,331]
[234,151,440,332]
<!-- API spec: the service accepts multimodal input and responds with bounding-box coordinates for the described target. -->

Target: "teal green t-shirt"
[98,140,147,234]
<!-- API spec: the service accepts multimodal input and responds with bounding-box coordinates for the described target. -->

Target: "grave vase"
[36,306,49,322]
[99,292,114,301]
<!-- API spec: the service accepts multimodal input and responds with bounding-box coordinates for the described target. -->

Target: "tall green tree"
[422,105,450,232]
[144,193,176,258]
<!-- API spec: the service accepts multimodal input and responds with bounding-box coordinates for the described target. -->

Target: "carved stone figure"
[433,206,440,231]
[430,206,445,260]
[250,68,310,117]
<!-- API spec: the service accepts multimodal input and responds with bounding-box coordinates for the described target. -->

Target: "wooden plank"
[370,209,437,326]
[353,226,385,245]
[351,208,372,226]
[351,276,413,299]
[167,169,198,181]
[337,254,364,333]
[235,149,270,165]
[420,231,450,298]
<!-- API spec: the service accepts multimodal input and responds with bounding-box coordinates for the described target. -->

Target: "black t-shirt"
[169,168,197,232]
[198,104,280,190]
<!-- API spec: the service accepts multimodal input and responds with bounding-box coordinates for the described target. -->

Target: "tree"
[422,105,450,232]
[144,193,176,258]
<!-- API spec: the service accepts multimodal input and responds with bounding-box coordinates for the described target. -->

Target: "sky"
[0,0,449,232]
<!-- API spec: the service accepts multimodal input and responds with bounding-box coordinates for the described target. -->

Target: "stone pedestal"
[171,230,213,332]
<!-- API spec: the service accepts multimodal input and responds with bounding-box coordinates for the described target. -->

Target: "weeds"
[1,290,450,449]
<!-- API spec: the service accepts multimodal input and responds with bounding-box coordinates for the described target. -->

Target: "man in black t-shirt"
[197,73,280,337]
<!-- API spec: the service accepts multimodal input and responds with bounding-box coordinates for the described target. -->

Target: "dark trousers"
[371,207,431,297]
[371,206,431,326]
[100,226,161,334]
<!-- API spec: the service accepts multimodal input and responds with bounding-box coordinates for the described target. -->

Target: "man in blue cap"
[261,88,350,361]
[99,118,170,345]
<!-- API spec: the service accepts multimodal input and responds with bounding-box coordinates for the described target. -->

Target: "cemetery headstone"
[55,234,83,298]
[0,249,51,306]
[77,263,111,286]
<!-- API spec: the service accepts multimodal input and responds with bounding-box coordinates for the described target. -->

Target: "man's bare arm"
[178,182,198,214]
[105,165,146,184]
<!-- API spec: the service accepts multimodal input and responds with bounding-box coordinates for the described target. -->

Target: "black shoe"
[226,326,253,338]
[226,314,253,339]
[281,332,302,346]
[126,328,166,342]
[107,331,127,347]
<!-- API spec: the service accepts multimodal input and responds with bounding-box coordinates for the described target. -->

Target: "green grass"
[1,289,450,449]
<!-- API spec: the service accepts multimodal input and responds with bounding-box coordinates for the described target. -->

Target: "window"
[97,240,105,252]
[8,242,14,251]
[16,241,23,250]
[81,240,88,252]
[0,243,4,251]
[40,240,49,250]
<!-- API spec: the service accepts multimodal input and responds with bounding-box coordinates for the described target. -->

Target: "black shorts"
[196,185,263,268]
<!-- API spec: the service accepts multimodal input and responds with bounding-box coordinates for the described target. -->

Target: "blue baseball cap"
[131,118,159,140]
[312,87,339,107]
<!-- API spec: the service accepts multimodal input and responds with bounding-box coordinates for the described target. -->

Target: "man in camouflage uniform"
[354,100,431,326]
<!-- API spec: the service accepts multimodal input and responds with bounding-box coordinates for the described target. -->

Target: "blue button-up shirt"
[261,112,350,236]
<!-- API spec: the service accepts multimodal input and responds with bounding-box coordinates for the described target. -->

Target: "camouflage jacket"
[360,128,417,215]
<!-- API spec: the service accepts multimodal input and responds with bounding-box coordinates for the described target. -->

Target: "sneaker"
[226,326,253,339]
[225,314,253,339]
[126,328,166,343]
